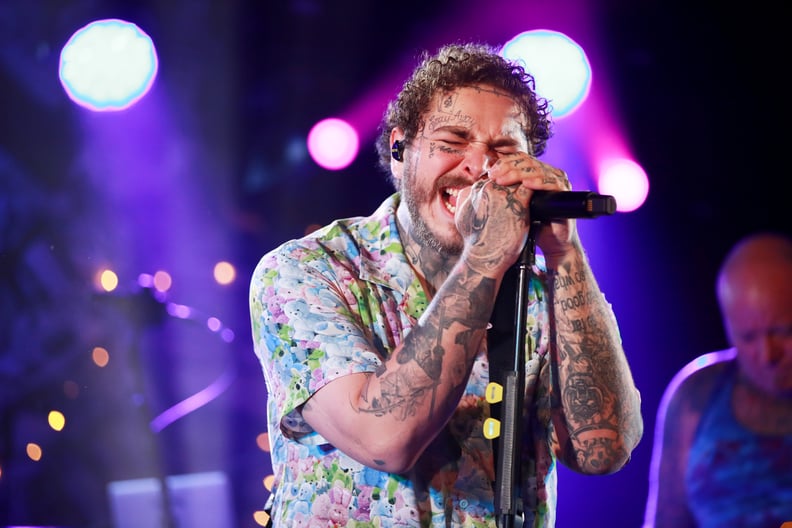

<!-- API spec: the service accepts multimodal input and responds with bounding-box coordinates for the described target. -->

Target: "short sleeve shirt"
[249,193,558,527]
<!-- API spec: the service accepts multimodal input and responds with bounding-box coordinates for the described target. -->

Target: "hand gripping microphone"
[530,191,616,220]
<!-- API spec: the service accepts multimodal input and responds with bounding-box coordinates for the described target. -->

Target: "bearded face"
[395,86,528,258]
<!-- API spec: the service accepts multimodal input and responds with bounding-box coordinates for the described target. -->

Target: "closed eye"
[436,137,466,146]
[494,148,519,155]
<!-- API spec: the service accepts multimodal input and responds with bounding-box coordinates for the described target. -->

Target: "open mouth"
[441,187,462,214]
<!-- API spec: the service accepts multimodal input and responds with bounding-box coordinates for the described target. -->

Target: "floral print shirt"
[249,194,558,527]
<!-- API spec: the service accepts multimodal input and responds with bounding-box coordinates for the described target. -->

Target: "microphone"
[530,191,616,220]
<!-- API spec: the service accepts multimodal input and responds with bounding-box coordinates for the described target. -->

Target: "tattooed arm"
[300,178,526,474]
[300,260,499,473]
[544,239,643,474]
[486,152,643,474]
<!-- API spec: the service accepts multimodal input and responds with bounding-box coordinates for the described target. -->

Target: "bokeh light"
[263,475,275,491]
[48,410,66,432]
[152,270,172,292]
[597,158,650,213]
[92,346,110,367]
[59,18,158,111]
[214,261,236,285]
[98,269,119,292]
[255,432,270,452]
[253,510,271,527]
[307,118,359,170]
[501,30,592,119]
[26,443,43,462]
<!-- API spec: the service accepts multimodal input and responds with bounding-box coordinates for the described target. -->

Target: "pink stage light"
[597,158,649,213]
[307,118,359,171]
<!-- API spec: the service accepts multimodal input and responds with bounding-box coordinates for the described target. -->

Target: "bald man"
[644,232,792,528]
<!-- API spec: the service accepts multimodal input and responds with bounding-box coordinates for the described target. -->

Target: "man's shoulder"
[677,349,735,383]
[253,194,402,277]
[664,349,735,409]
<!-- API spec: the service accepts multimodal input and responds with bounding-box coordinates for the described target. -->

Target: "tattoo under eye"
[437,144,464,156]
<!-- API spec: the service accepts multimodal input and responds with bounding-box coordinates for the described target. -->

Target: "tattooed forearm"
[550,266,608,328]
[361,269,496,422]
[547,252,642,472]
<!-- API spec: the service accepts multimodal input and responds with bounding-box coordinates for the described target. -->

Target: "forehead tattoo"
[426,86,526,135]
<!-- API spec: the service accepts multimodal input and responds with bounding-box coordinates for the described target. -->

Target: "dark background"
[0,1,788,527]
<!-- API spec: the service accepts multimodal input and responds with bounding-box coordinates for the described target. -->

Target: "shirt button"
[459,499,469,508]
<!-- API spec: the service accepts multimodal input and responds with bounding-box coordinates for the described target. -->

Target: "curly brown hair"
[375,42,553,187]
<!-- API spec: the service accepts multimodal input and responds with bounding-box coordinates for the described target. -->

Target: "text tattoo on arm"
[550,264,628,470]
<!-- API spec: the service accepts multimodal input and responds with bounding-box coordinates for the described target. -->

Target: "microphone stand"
[493,221,540,528]
[489,194,614,526]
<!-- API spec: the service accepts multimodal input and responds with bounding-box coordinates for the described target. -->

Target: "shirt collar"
[356,193,430,320]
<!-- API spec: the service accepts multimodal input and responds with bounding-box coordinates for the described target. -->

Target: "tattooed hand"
[454,177,531,276]
[486,152,578,264]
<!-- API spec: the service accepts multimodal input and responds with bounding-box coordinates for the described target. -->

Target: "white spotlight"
[59,19,158,112]
[501,30,592,119]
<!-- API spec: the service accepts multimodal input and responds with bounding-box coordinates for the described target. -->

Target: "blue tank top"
[685,361,792,527]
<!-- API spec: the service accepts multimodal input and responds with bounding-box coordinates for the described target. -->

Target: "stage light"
[597,158,649,213]
[48,410,66,432]
[152,270,172,292]
[254,510,271,527]
[213,261,236,285]
[501,30,591,119]
[256,432,270,452]
[92,346,110,367]
[307,118,359,170]
[26,443,42,462]
[207,317,222,332]
[98,269,119,292]
[59,18,158,111]
[263,475,275,490]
